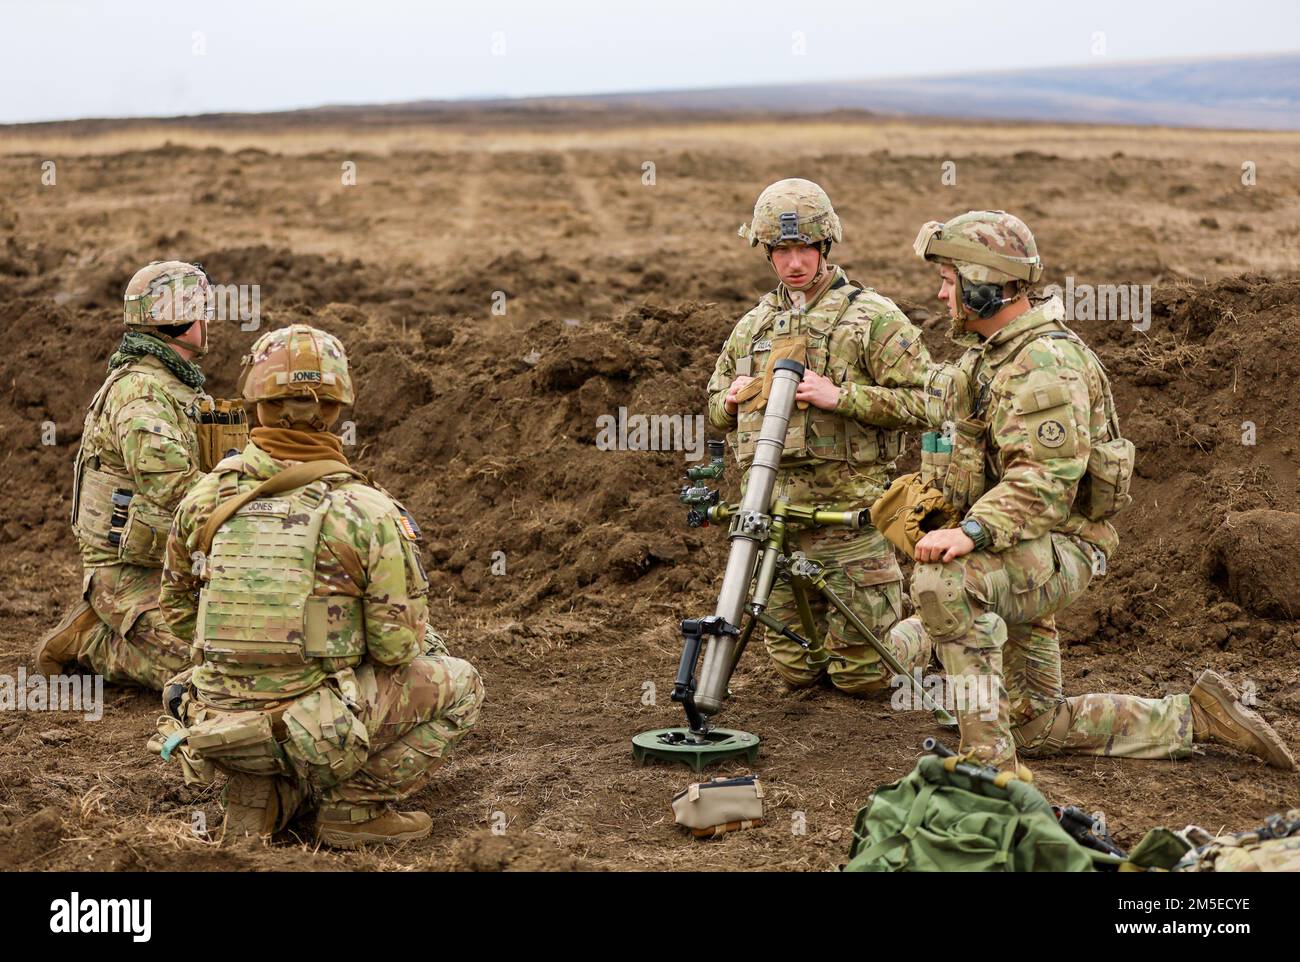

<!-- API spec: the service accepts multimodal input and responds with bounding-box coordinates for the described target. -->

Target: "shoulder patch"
[1035,419,1069,449]
[395,504,423,542]
[1010,375,1080,459]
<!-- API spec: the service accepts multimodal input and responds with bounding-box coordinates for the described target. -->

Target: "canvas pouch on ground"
[672,773,765,838]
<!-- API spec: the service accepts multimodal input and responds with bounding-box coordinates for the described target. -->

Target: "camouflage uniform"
[57,263,216,690]
[709,181,944,692]
[159,325,483,830]
[909,213,1190,769]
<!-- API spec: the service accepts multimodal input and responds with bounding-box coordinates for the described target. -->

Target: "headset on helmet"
[913,212,1043,327]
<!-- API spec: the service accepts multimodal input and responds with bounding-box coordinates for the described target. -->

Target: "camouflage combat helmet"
[123,260,213,354]
[913,210,1042,288]
[123,260,213,327]
[740,178,843,248]
[238,324,354,404]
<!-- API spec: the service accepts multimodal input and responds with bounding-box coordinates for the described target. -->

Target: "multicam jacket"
[954,296,1121,556]
[707,265,937,509]
[72,354,202,568]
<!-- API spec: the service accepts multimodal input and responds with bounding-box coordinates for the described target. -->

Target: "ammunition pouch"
[118,495,173,567]
[919,432,953,487]
[1077,437,1135,522]
[192,396,250,473]
[942,417,987,513]
[869,472,960,561]
[72,463,134,554]
[187,709,291,777]
[672,774,765,839]
[151,707,292,786]
[735,410,900,468]
[281,684,371,789]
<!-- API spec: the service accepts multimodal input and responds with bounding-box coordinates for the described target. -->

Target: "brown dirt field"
[2,112,1299,871]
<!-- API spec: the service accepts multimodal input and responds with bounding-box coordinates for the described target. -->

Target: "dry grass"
[4,118,1300,168]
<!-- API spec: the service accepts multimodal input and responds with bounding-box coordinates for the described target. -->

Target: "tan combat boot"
[315,807,432,849]
[220,772,282,841]
[1190,670,1295,770]
[31,599,99,676]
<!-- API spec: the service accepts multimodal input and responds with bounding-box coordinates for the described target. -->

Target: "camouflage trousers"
[764,525,928,694]
[911,532,1194,769]
[79,564,190,691]
[297,655,484,822]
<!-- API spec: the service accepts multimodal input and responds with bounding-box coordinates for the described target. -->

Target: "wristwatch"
[960,518,991,551]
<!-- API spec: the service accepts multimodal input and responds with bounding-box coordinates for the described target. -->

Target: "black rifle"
[1052,805,1128,859]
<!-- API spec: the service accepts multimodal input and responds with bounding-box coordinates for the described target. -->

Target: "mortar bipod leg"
[815,578,958,727]
[789,574,832,668]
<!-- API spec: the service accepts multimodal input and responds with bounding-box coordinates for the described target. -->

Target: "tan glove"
[870,472,961,561]
[740,335,811,414]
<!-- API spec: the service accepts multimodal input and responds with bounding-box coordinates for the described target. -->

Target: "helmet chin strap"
[950,273,975,334]
[192,317,210,356]
[133,317,209,357]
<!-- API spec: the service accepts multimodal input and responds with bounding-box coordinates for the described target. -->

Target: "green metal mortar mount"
[631,727,760,772]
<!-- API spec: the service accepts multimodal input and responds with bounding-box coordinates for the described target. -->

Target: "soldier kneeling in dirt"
[898,210,1294,774]
[152,324,484,848]
[35,261,230,691]
[708,179,962,696]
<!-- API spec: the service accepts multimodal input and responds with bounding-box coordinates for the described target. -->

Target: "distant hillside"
[565,52,1300,130]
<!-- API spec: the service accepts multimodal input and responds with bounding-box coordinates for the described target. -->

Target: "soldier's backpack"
[844,753,1107,872]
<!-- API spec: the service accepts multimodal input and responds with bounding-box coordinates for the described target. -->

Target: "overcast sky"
[0,0,1296,124]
